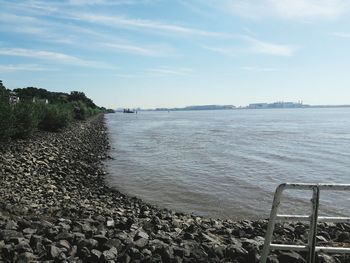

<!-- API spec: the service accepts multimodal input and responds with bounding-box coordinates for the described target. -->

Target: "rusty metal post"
[307,186,320,263]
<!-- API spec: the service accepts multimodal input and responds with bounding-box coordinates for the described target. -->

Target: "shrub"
[73,101,89,120]
[0,100,14,141]
[39,104,73,132]
[12,102,40,139]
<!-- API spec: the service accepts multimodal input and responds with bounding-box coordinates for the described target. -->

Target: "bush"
[39,104,73,132]
[0,100,14,141]
[12,103,41,139]
[73,101,89,120]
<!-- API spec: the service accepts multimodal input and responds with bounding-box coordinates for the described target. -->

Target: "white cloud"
[0,48,111,68]
[102,43,173,56]
[71,13,228,37]
[0,64,57,72]
[146,67,193,76]
[330,32,350,38]
[243,36,296,56]
[214,0,350,21]
[240,66,279,72]
[68,0,157,5]
[201,46,237,56]
[203,36,296,57]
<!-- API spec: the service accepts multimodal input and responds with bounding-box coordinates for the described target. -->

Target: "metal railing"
[261,183,350,263]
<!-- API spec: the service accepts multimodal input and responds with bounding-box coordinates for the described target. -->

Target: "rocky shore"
[1,115,349,262]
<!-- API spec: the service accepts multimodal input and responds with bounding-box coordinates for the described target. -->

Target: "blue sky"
[0,0,350,108]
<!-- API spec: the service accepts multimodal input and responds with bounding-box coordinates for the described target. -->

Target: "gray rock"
[278,251,306,263]
[78,238,98,249]
[93,234,108,244]
[135,230,149,240]
[317,253,337,263]
[50,245,62,258]
[91,249,102,260]
[0,230,23,241]
[102,247,118,261]
[16,252,36,263]
[134,237,148,248]
[57,239,71,250]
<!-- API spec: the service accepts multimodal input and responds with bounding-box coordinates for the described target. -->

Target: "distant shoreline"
[133,104,350,112]
[132,105,350,112]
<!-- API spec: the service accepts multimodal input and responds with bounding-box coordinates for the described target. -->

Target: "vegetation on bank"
[0,80,112,142]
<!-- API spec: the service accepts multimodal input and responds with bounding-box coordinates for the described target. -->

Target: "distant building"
[9,91,20,104]
[248,103,269,109]
[248,101,304,109]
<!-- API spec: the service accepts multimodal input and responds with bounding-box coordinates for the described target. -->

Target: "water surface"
[105,108,350,219]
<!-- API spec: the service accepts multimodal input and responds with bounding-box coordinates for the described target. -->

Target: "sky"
[0,0,350,109]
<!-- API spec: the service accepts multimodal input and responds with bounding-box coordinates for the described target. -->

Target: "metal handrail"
[260,183,350,263]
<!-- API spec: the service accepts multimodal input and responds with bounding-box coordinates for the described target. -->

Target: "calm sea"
[105,108,350,219]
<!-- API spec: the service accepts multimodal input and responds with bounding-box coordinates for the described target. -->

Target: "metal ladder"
[261,183,350,263]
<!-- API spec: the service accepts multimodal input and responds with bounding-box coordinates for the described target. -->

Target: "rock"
[102,247,118,261]
[102,238,123,251]
[0,230,23,241]
[134,238,148,248]
[14,241,32,253]
[226,244,248,258]
[278,251,306,263]
[142,248,152,257]
[267,254,279,263]
[106,218,115,228]
[317,253,337,263]
[22,228,37,235]
[93,234,108,244]
[57,239,71,250]
[55,232,74,242]
[5,220,18,230]
[78,238,98,250]
[90,249,102,260]
[336,232,350,242]
[135,230,149,240]
[50,245,62,259]
[16,252,36,263]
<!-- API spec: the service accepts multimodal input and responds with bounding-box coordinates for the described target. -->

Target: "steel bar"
[315,247,350,253]
[260,183,350,263]
[269,244,308,251]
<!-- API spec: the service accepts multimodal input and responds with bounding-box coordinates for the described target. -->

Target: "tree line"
[0,80,108,142]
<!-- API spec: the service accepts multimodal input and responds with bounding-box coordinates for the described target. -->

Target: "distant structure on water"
[247,101,307,109]
[154,105,236,111]
[123,108,136,113]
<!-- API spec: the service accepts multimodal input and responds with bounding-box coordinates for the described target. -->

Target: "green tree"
[12,103,40,139]
[0,80,8,101]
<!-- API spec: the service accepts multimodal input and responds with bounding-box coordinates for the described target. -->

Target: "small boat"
[123,109,134,113]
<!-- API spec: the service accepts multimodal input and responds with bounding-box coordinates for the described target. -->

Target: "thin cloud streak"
[0,64,57,72]
[203,0,350,21]
[243,36,296,56]
[68,0,156,5]
[203,36,296,57]
[70,13,229,37]
[0,48,112,68]
[102,43,173,56]
[240,66,279,72]
[146,67,193,76]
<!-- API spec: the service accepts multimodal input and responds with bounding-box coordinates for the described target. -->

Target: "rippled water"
[105,108,350,219]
